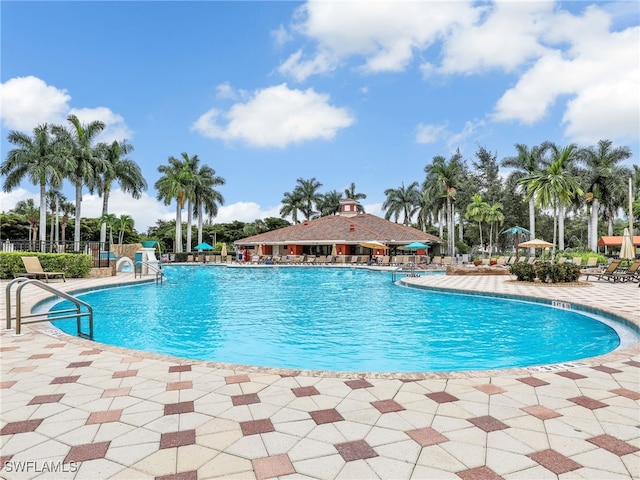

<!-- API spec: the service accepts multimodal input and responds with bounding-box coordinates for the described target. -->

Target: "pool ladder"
[135,261,165,284]
[5,277,93,339]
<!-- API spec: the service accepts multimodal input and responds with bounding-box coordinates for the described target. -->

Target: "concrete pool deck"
[1,272,638,479]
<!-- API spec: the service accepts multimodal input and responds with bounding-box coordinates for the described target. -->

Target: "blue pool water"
[49,265,624,372]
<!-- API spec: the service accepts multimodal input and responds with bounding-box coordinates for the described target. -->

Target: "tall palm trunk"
[590,198,600,251]
[100,188,110,244]
[186,200,193,251]
[74,183,82,251]
[175,203,182,253]
[528,197,536,256]
[39,184,47,252]
[552,198,558,260]
[558,205,565,251]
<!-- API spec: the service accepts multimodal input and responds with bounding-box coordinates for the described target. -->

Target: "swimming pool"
[49,265,628,372]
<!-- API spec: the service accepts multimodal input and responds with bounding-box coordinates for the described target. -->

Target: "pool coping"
[9,270,640,381]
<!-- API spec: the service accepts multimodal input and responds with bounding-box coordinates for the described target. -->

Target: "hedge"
[509,262,582,283]
[0,252,93,280]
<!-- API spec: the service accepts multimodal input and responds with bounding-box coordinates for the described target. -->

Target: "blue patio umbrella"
[194,242,213,251]
[402,242,430,250]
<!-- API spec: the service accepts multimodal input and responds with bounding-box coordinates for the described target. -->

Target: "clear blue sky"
[2,1,638,233]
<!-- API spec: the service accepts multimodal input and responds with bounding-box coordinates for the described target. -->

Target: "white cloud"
[415,123,447,144]
[271,24,293,47]
[0,76,132,142]
[192,83,355,148]
[279,0,473,80]
[0,76,70,130]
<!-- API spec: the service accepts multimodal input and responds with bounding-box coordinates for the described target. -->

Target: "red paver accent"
[45,343,66,348]
[426,391,459,403]
[28,394,64,405]
[10,366,36,373]
[121,356,143,363]
[555,371,587,380]
[517,377,549,387]
[406,427,449,446]
[371,399,405,413]
[527,449,581,474]
[102,387,131,398]
[474,384,505,395]
[0,381,17,389]
[610,388,640,400]
[225,374,250,384]
[113,369,138,378]
[252,454,295,480]
[155,471,198,480]
[169,365,192,373]
[624,360,640,367]
[0,347,19,352]
[240,419,275,436]
[568,396,608,409]
[51,375,80,384]
[67,361,92,368]
[468,416,510,432]
[29,353,52,359]
[457,465,505,480]
[587,434,640,455]
[590,365,622,374]
[335,439,378,462]
[79,348,102,356]
[310,409,344,425]
[0,455,13,467]
[231,393,260,406]
[0,419,44,435]
[167,381,192,391]
[160,430,196,449]
[164,401,194,415]
[86,409,123,425]
[292,386,320,397]
[64,441,110,463]
[521,405,562,420]
[344,379,373,389]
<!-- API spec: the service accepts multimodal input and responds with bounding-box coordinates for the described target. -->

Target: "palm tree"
[519,146,583,259]
[465,193,489,255]
[344,182,366,213]
[14,199,40,247]
[294,177,323,220]
[116,215,135,244]
[579,140,632,251]
[100,213,118,245]
[95,139,147,243]
[280,190,304,223]
[193,164,225,246]
[383,182,421,226]
[155,155,189,253]
[45,189,67,250]
[178,153,201,251]
[59,201,75,246]
[424,152,463,256]
[1,124,65,251]
[316,190,343,217]
[502,143,545,254]
[485,202,505,258]
[54,114,106,250]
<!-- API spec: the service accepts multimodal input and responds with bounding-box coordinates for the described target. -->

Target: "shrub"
[509,262,536,282]
[0,252,92,280]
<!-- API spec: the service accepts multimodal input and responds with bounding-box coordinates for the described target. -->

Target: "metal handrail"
[391,265,421,282]
[134,261,165,284]
[5,277,93,339]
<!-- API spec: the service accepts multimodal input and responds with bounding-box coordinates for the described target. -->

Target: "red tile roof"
[234,214,441,246]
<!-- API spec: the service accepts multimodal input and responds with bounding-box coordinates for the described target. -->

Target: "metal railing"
[5,277,93,339]
[1,240,114,268]
[135,261,165,284]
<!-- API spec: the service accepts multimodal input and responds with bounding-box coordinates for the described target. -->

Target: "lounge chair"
[442,256,452,266]
[431,256,442,265]
[21,256,66,282]
[380,256,390,265]
[557,257,567,264]
[584,257,598,268]
[496,256,507,266]
[572,257,582,267]
[583,259,622,282]
[610,260,640,283]
[527,257,536,265]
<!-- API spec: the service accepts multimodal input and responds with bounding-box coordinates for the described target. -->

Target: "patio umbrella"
[620,227,635,260]
[359,240,387,250]
[500,226,531,259]
[221,243,227,258]
[256,244,263,257]
[331,244,337,256]
[401,242,431,271]
[194,242,213,251]
[519,238,553,259]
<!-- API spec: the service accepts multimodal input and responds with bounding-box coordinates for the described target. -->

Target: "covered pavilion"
[234,199,441,259]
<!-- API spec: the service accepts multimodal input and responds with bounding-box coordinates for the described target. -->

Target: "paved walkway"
[1,272,639,479]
